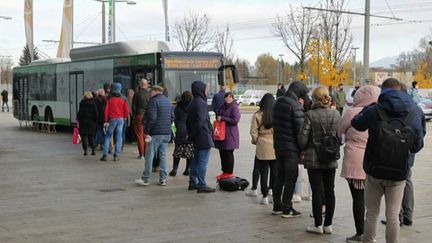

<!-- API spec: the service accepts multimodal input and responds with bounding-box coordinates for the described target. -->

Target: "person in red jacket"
[100,83,129,161]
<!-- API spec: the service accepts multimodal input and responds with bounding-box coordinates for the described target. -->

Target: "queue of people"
[75,78,425,243]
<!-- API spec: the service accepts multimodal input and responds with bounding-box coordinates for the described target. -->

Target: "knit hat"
[112,83,122,93]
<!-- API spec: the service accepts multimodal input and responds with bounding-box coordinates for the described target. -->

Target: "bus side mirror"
[218,65,239,86]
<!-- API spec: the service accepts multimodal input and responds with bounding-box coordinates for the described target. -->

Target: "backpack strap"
[313,110,335,135]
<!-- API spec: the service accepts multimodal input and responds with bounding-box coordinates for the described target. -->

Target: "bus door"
[69,72,84,124]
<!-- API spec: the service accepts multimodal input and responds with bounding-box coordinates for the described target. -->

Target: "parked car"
[418,97,432,121]
[237,90,269,106]
[345,88,355,107]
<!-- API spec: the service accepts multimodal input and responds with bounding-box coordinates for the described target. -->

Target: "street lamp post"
[278,54,284,85]
[351,47,359,87]
[94,0,136,43]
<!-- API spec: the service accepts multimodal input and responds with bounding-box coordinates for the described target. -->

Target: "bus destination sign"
[163,56,220,69]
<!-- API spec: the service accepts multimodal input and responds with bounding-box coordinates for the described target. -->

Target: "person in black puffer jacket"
[77,92,98,156]
[272,81,308,218]
[298,86,341,234]
[169,90,193,177]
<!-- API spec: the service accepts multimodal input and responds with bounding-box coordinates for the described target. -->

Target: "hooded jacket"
[273,81,308,151]
[351,89,426,179]
[187,81,214,149]
[338,86,380,180]
[77,98,98,135]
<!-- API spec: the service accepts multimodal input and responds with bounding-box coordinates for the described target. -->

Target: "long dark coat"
[77,99,98,135]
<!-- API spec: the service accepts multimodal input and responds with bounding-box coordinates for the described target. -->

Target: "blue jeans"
[95,125,104,146]
[189,148,211,188]
[2,101,9,112]
[141,134,170,181]
[103,118,124,157]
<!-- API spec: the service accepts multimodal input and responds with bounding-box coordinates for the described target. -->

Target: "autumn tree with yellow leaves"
[307,39,351,87]
[414,61,432,88]
[412,36,432,88]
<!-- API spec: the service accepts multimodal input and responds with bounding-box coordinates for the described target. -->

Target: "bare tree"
[0,56,13,86]
[273,5,317,75]
[319,0,353,70]
[394,52,416,72]
[173,11,213,51]
[214,25,234,63]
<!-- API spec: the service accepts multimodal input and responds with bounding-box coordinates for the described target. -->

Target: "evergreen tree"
[19,45,40,66]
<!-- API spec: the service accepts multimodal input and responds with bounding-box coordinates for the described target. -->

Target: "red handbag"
[72,122,81,144]
[213,120,226,141]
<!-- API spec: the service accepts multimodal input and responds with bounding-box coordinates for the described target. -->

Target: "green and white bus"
[13,40,237,126]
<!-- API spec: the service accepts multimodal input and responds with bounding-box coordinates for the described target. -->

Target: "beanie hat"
[112,83,122,93]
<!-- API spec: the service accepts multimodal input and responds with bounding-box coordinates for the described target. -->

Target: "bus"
[12,40,238,126]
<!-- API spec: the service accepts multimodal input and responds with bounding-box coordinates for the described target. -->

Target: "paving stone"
[1,111,432,242]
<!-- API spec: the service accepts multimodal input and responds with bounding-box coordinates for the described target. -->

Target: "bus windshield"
[164,70,218,101]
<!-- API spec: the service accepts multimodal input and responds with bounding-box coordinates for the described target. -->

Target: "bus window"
[164,70,218,101]
[114,67,132,95]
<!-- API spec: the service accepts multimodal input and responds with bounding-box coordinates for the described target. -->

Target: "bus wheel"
[31,106,39,121]
[44,107,54,122]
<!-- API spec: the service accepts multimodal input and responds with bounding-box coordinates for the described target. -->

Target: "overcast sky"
[0,0,431,66]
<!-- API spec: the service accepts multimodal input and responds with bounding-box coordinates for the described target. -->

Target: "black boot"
[183,158,192,176]
[169,169,177,177]
[170,157,180,176]
[113,155,119,161]
[100,155,107,161]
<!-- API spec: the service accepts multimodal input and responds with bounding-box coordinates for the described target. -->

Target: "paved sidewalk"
[0,111,431,242]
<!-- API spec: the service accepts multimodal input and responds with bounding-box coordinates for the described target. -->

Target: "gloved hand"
[145,135,152,143]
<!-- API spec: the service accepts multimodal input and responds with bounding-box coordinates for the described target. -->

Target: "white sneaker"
[136,155,145,160]
[324,225,332,234]
[260,197,269,205]
[268,189,273,196]
[159,180,167,186]
[245,189,258,197]
[292,194,302,203]
[135,178,149,186]
[306,224,323,234]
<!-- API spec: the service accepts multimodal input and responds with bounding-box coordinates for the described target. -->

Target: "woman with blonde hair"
[338,85,380,243]
[298,86,341,235]
[77,91,98,156]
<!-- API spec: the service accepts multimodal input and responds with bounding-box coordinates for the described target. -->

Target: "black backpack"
[367,106,415,181]
[218,177,249,191]
[313,112,341,163]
